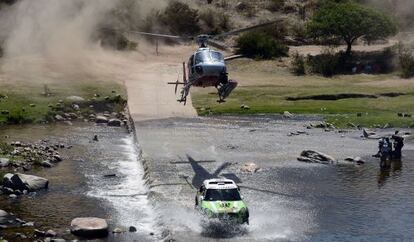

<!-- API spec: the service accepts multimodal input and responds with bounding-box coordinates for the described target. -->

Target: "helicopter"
[124,21,280,105]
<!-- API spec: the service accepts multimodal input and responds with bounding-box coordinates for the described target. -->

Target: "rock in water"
[70,217,108,238]
[3,173,49,192]
[240,163,260,173]
[283,111,293,118]
[108,119,122,127]
[95,116,108,124]
[0,209,8,224]
[45,229,57,237]
[0,210,8,217]
[298,150,337,164]
[129,226,137,232]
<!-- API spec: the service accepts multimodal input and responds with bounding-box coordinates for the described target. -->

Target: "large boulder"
[70,217,108,238]
[3,173,49,192]
[107,119,122,127]
[298,150,337,164]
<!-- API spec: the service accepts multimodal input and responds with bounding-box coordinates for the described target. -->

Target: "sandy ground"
[123,44,197,121]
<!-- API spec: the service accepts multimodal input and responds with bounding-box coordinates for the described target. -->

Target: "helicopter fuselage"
[187,48,227,87]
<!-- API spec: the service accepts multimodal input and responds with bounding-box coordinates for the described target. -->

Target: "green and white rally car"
[195,178,249,224]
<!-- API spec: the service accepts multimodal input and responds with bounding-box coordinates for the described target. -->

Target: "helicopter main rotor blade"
[212,19,283,39]
[125,30,193,40]
[207,39,228,51]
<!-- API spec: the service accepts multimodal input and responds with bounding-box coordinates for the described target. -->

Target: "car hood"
[201,200,247,214]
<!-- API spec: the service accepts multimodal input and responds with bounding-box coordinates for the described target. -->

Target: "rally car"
[195,178,249,224]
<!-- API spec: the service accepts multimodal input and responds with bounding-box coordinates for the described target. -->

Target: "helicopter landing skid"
[217,80,238,103]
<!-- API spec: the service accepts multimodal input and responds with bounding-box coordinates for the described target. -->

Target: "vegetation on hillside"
[307,1,397,55]
[236,31,289,59]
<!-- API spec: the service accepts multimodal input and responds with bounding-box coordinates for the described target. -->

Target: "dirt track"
[124,45,197,121]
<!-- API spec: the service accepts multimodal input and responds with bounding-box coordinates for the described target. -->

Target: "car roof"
[203,178,238,190]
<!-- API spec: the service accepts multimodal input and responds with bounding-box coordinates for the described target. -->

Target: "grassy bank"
[0,80,126,125]
[191,58,414,128]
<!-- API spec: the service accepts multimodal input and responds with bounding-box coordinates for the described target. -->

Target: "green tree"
[307,1,397,55]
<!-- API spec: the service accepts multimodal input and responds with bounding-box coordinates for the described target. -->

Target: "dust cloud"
[363,0,414,31]
[0,0,167,83]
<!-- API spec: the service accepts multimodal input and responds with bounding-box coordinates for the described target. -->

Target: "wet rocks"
[3,173,49,192]
[0,209,9,224]
[45,229,57,237]
[95,116,108,124]
[287,130,309,136]
[0,140,65,171]
[41,161,52,168]
[112,227,125,233]
[283,111,293,118]
[108,118,122,127]
[309,121,336,129]
[34,229,46,237]
[298,150,337,164]
[70,217,108,238]
[240,162,260,173]
[344,156,365,165]
[0,158,10,167]
[129,226,137,232]
[54,115,65,122]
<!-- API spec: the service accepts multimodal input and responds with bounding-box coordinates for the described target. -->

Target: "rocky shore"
[0,101,143,241]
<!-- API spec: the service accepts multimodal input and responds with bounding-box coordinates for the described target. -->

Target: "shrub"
[199,8,232,34]
[0,142,13,154]
[260,22,288,41]
[290,52,306,75]
[266,0,285,12]
[6,111,33,124]
[236,32,289,59]
[398,43,414,78]
[306,48,340,77]
[159,0,201,36]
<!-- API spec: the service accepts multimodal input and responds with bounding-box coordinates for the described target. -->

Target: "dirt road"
[123,44,197,121]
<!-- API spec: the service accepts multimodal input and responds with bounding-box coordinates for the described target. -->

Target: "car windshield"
[205,188,241,201]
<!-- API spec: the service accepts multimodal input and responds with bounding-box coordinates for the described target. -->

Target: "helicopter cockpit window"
[195,51,210,64]
[195,51,224,64]
[210,51,224,63]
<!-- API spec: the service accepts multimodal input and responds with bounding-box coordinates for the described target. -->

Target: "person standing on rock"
[392,131,404,160]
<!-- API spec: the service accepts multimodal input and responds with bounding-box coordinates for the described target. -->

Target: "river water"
[1,120,413,241]
[135,117,414,242]
[0,124,157,241]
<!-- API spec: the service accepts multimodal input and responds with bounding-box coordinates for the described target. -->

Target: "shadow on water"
[378,159,403,188]
[186,154,240,188]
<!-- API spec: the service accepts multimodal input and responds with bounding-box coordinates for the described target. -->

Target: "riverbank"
[191,58,414,128]
[0,79,127,125]
[0,123,157,241]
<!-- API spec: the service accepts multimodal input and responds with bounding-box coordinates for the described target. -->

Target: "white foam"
[87,135,158,236]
